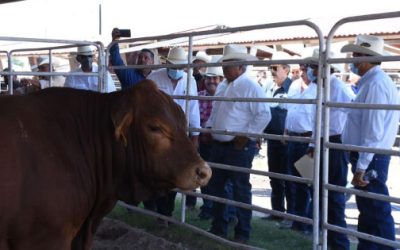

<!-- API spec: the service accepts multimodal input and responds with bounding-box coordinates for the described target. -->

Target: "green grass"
[107,198,315,250]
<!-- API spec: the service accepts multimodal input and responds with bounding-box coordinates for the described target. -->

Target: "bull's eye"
[148,125,162,133]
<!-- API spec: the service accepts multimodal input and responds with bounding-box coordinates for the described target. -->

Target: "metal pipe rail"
[326,184,400,205]
[177,190,313,226]
[327,142,400,157]
[321,10,400,250]
[171,94,317,104]
[0,37,108,93]
[104,17,326,250]
[189,128,313,144]
[118,201,264,250]
[324,224,400,249]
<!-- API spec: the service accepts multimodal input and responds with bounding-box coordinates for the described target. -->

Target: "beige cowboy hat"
[218,44,258,62]
[341,35,387,56]
[165,47,188,64]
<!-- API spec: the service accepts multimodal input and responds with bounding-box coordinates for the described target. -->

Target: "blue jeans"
[319,136,349,250]
[287,140,311,231]
[208,140,256,240]
[351,154,395,250]
[267,141,294,214]
[199,142,236,220]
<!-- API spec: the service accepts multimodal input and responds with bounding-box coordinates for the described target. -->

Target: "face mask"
[307,67,317,82]
[168,69,184,80]
[349,63,359,75]
[79,56,93,72]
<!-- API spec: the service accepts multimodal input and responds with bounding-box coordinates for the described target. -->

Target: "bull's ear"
[112,111,133,147]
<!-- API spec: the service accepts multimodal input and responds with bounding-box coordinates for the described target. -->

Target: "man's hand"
[351,170,369,187]
[307,147,315,158]
[112,28,120,41]
[233,136,249,150]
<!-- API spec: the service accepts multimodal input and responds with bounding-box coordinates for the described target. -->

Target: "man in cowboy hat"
[147,47,201,225]
[341,35,399,250]
[64,45,116,92]
[206,44,270,243]
[109,28,155,89]
[192,50,211,92]
[263,51,294,223]
[307,48,354,249]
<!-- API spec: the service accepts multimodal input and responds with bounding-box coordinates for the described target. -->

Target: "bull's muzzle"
[196,162,212,187]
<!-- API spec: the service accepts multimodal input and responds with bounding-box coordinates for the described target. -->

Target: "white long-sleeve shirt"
[147,69,200,136]
[210,73,271,142]
[285,82,317,133]
[321,74,356,136]
[64,64,116,93]
[342,66,400,170]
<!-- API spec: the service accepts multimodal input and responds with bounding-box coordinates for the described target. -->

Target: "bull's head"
[111,80,211,203]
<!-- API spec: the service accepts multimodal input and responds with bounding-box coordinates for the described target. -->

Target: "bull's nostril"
[196,167,206,179]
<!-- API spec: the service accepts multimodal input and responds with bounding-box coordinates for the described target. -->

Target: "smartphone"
[119,29,131,38]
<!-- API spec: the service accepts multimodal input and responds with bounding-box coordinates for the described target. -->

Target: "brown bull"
[0,80,211,250]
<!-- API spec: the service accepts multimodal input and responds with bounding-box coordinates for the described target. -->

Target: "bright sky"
[0,0,398,45]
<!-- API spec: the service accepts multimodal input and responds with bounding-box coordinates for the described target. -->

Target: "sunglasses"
[269,66,279,71]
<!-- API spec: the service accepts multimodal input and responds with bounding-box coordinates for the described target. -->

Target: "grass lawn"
[108,198,315,249]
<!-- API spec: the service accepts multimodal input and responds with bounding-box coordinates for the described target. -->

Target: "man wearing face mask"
[147,47,201,224]
[282,53,318,234]
[64,46,116,92]
[341,35,399,250]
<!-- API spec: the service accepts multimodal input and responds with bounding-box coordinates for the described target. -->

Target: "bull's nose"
[196,162,212,186]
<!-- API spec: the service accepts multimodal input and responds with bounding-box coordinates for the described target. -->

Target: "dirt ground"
[93,217,187,250]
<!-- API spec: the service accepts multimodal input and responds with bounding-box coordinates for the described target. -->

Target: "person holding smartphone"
[109,28,155,89]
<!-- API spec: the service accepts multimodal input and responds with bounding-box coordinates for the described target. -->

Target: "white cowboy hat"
[77,45,95,56]
[193,50,211,63]
[204,55,223,77]
[305,48,344,73]
[341,35,387,56]
[204,66,224,77]
[38,57,50,66]
[166,47,188,64]
[218,44,258,62]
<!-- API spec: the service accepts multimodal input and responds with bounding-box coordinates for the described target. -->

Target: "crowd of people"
[1,31,399,249]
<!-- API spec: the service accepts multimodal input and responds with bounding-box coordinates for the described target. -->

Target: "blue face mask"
[349,63,359,75]
[307,67,317,82]
[168,69,184,80]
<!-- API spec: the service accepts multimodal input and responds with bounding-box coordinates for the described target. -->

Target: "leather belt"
[288,131,312,137]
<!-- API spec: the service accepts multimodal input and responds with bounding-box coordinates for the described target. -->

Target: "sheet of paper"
[294,154,315,180]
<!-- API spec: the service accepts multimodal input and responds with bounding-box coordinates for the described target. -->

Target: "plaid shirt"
[198,90,214,144]
[198,90,213,127]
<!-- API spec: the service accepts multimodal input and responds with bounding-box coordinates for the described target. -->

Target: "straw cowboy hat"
[204,55,224,77]
[305,48,344,73]
[341,35,387,56]
[193,50,211,63]
[166,47,188,64]
[204,66,224,78]
[218,44,258,62]
[77,45,95,56]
